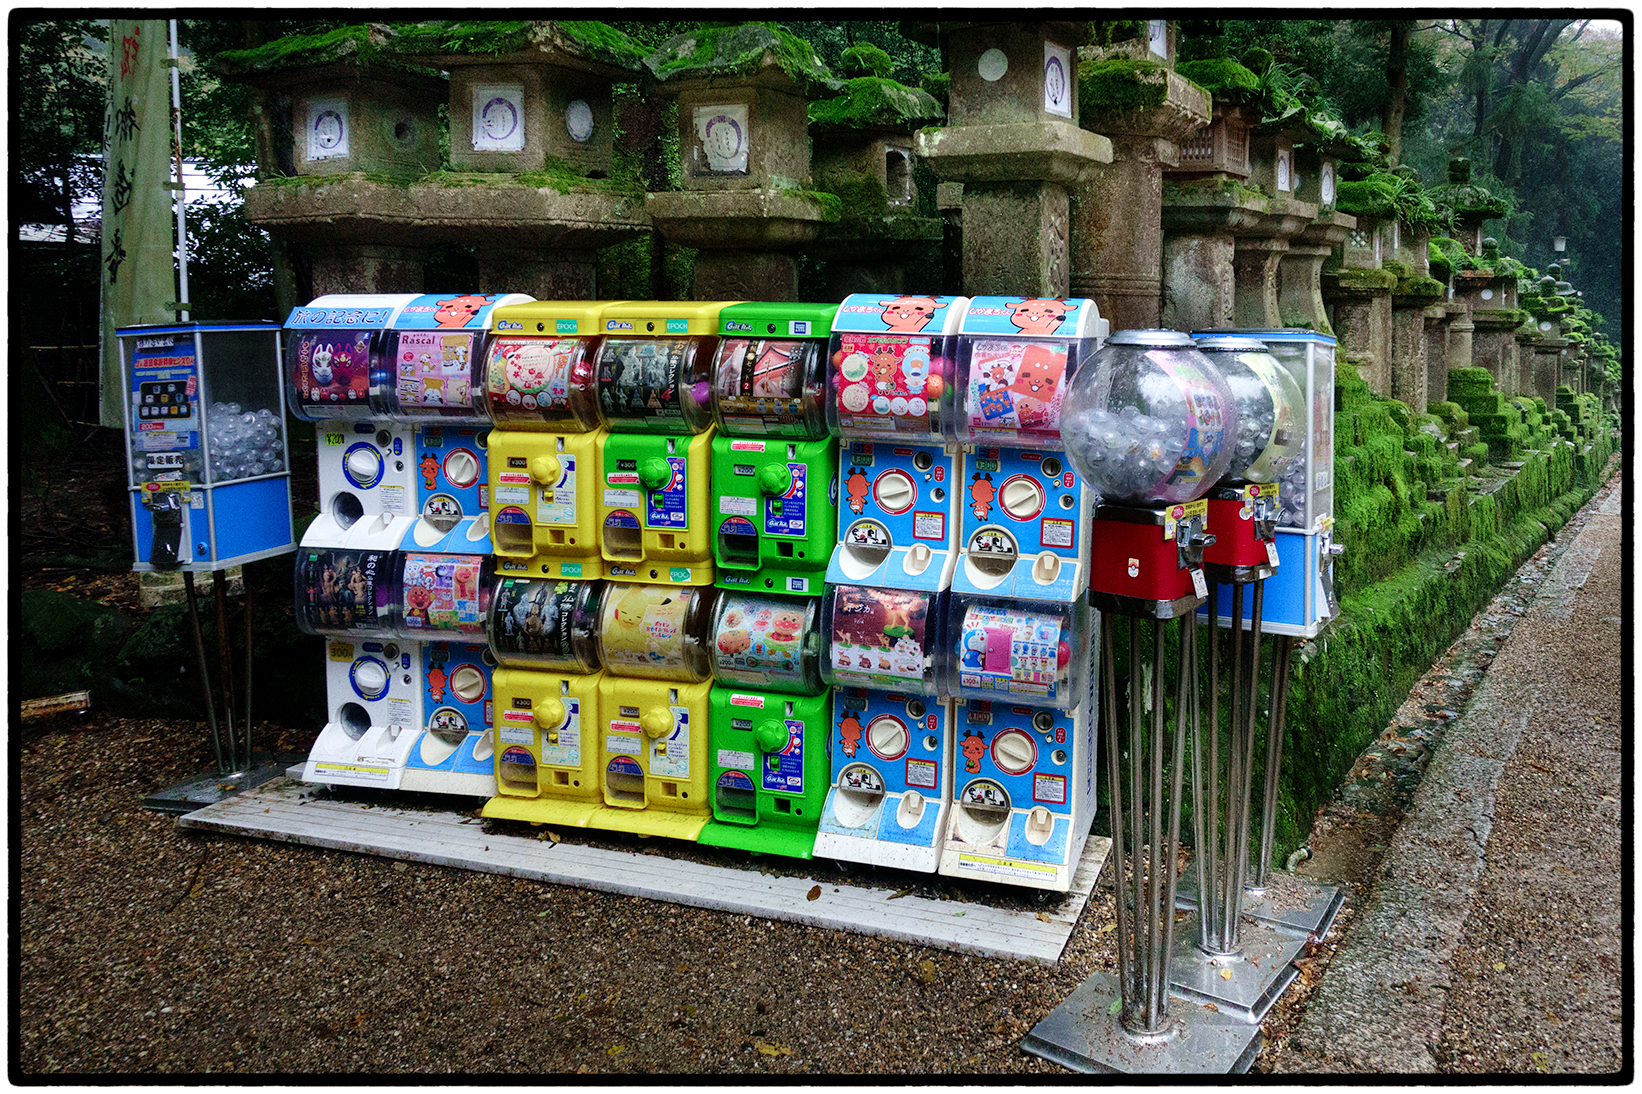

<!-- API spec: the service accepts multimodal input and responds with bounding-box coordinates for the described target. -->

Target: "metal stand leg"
[1023,614,1261,1073]
[1170,578,1303,1022]
[142,570,289,814]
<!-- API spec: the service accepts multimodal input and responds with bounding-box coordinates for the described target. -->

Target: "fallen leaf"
[1203,1003,1220,1012]
[1097,920,1117,935]
[546,830,561,842]
[755,1041,793,1057]
[607,1044,626,1057]
[1106,999,1122,1017]
[681,1004,696,1018]
[1220,968,1234,980]
[919,959,937,984]
[888,887,915,901]
[1036,912,1052,922]
[302,939,321,946]
[1530,1051,1549,1073]
[806,885,821,901]
[1493,961,1507,971]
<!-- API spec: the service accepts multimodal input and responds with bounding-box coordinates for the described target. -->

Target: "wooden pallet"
[179,775,1110,966]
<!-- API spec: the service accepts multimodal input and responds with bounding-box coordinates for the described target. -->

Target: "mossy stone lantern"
[908,19,1113,296]
[642,24,843,300]
[391,21,647,176]
[216,24,445,180]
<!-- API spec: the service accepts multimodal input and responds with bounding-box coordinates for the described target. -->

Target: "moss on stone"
[645,22,839,93]
[1174,57,1259,103]
[838,42,894,79]
[780,188,843,223]
[808,77,943,131]
[1077,57,1170,118]
[1327,266,1398,291]
[389,20,534,55]
[1395,275,1446,299]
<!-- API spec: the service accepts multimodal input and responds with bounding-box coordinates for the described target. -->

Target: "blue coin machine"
[118,320,295,811]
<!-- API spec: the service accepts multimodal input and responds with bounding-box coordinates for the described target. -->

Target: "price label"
[1265,539,1281,567]
[1190,568,1208,600]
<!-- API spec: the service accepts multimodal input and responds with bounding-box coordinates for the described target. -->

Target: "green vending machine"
[699,591,831,858]
[708,302,839,598]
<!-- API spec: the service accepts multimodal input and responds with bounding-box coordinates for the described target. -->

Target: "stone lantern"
[1233,119,1318,328]
[641,23,843,300]
[806,59,946,298]
[910,19,1113,297]
[1279,132,1358,332]
[1070,25,1211,330]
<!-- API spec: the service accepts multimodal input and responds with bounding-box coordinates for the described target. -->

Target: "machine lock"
[1173,513,1214,572]
[145,489,185,570]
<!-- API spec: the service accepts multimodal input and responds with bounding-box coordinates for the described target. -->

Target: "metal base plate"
[1167,911,1305,1022]
[1176,870,1345,940]
[141,759,292,815]
[1022,971,1262,1074]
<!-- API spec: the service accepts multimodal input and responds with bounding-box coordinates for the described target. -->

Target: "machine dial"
[445,449,480,489]
[534,697,567,729]
[449,663,486,703]
[755,719,790,753]
[865,714,909,760]
[641,708,674,738]
[873,469,915,515]
[640,457,673,492]
[344,444,385,489]
[351,657,389,701]
[1000,475,1046,520]
[992,728,1037,775]
[756,463,792,496]
[529,454,563,485]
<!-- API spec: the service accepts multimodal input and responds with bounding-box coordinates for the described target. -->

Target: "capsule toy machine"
[948,297,1107,601]
[381,292,533,550]
[595,302,730,585]
[587,582,718,840]
[1211,330,1341,637]
[1061,331,1237,619]
[483,301,613,581]
[283,295,419,545]
[824,293,970,592]
[120,322,293,571]
[698,592,831,858]
[481,577,606,827]
[938,594,1097,892]
[813,585,954,872]
[1190,335,1304,581]
[398,640,498,797]
[709,302,839,598]
[293,545,425,789]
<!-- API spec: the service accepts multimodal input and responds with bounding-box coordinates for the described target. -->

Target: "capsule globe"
[1191,336,1304,485]
[1061,330,1239,506]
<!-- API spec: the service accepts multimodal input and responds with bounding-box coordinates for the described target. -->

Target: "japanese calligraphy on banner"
[99,20,177,428]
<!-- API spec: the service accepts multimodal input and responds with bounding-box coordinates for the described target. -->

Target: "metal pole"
[1126,613,1147,1028]
[1187,615,1210,955]
[1160,616,1191,992]
[1145,617,1167,1026]
[241,574,256,770]
[1230,581,1265,920]
[1219,581,1245,947]
[183,571,225,773]
[168,19,189,321]
[1252,635,1295,889]
[1102,619,1132,1008]
[212,569,237,774]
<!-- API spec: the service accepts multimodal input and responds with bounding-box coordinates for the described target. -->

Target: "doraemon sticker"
[955,603,1069,702]
[713,594,809,687]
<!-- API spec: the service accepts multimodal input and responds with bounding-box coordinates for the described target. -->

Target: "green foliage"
[214,23,436,76]
[1078,58,1170,117]
[388,19,534,54]
[838,42,893,79]
[1175,57,1261,104]
[644,22,840,92]
[1334,171,1441,228]
[808,77,943,131]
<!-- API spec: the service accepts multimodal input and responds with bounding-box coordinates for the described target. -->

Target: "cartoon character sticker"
[954,603,1070,702]
[433,294,492,328]
[827,587,931,690]
[831,334,943,435]
[968,473,995,520]
[396,330,476,414]
[960,728,987,774]
[401,553,487,636]
[293,331,372,409]
[712,594,811,687]
[599,584,699,678]
[485,337,596,427]
[965,340,1070,438]
[713,339,813,434]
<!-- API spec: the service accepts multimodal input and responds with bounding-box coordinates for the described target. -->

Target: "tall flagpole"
[169,19,189,321]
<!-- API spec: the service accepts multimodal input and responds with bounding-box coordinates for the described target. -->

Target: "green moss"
[1336,172,1440,229]
[1078,58,1170,118]
[1089,20,1148,47]
[216,23,441,79]
[645,22,839,93]
[838,42,894,79]
[389,20,534,55]
[1174,57,1260,103]
[1395,275,1446,299]
[780,188,843,223]
[808,77,943,131]
[1326,266,1398,291]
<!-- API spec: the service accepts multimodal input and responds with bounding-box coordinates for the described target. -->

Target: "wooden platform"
[179,776,1110,966]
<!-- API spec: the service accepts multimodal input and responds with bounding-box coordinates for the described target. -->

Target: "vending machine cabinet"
[824,292,968,443]
[484,300,610,433]
[1228,330,1335,533]
[826,439,962,592]
[378,292,533,424]
[949,295,1107,451]
[293,522,401,638]
[711,434,837,596]
[711,301,835,439]
[310,421,417,547]
[943,593,1090,711]
[595,301,729,435]
[820,585,944,697]
[119,323,294,571]
[1201,483,1281,581]
[392,542,494,642]
[412,423,490,528]
[284,294,416,424]
[487,428,606,578]
[589,677,714,841]
[699,688,832,859]
[813,688,954,873]
[400,642,497,797]
[1088,501,1213,619]
[482,668,605,828]
[1198,526,1339,638]
[598,429,716,585]
[951,445,1091,600]
[939,696,1098,893]
[302,636,424,789]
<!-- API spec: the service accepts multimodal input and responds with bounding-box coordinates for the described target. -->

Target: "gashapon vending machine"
[937,297,1107,892]
[587,582,719,840]
[594,302,729,586]
[814,292,969,873]
[483,301,613,581]
[482,577,607,827]
[120,322,293,571]
[709,301,839,597]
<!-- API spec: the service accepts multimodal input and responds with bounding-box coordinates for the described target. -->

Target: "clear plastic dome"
[1192,337,1305,484]
[1060,330,1238,505]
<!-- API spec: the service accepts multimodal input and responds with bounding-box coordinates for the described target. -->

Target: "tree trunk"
[1384,22,1411,167]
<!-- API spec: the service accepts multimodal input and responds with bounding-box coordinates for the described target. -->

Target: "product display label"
[832,331,940,435]
[965,339,1069,439]
[401,552,486,637]
[645,456,690,529]
[763,463,807,537]
[955,604,1066,702]
[486,337,589,425]
[827,587,931,690]
[395,331,476,414]
[713,595,809,687]
[290,330,372,410]
[762,718,806,794]
[597,339,687,424]
[713,339,811,433]
[599,584,697,674]
[1147,350,1229,492]
[298,548,390,632]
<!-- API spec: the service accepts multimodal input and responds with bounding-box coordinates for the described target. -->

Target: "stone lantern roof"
[644,22,842,97]
[386,19,647,76]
